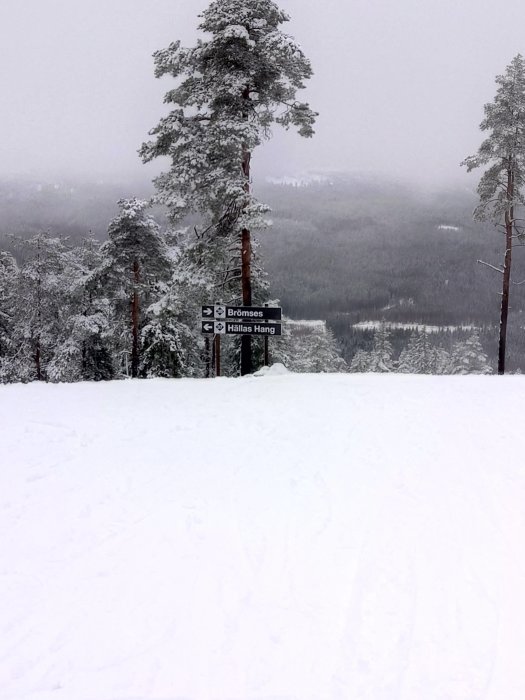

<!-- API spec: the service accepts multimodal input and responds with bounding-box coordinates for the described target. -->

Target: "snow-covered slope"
[1,374,525,700]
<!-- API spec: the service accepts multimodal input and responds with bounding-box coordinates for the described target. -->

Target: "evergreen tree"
[9,233,70,382]
[450,333,493,374]
[140,261,207,379]
[270,321,347,373]
[434,346,453,375]
[397,331,449,374]
[0,252,18,382]
[140,0,316,375]
[98,199,172,378]
[367,324,394,373]
[47,237,114,382]
[349,348,372,373]
[462,55,525,374]
[397,332,421,373]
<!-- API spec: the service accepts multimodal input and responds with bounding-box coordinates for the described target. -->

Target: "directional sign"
[201,320,282,336]
[225,305,282,321]
[201,321,226,334]
[201,305,282,321]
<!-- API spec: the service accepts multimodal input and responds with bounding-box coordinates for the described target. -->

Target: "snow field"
[1,374,525,700]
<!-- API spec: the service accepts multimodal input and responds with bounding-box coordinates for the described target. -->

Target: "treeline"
[4,176,524,332]
[257,178,525,327]
[0,199,347,383]
[348,325,493,375]
[4,175,525,373]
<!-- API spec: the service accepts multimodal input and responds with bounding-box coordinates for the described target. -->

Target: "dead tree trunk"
[131,257,140,378]
[498,168,514,375]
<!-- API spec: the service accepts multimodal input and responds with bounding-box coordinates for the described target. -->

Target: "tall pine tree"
[140,0,316,375]
[462,55,525,374]
[98,199,172,378]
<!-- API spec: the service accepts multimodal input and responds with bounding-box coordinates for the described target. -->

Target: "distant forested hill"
[255,174,525,328]
[3,173,525,367]
[0,178,152,243]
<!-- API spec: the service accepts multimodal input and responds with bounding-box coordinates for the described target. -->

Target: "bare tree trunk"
[498,168,514,375]
[204,335,211,378]
[35,238,43,381]
[240,226,252,375]
[131,258,140,378]
[215,334,221,377]
[35,341,42,381]
[240,86,253,376]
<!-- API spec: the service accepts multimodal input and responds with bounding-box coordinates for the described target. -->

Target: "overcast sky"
[2,0,525,188]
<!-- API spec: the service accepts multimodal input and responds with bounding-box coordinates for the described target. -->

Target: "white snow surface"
[1,374,525,700]
[437,224,462,232]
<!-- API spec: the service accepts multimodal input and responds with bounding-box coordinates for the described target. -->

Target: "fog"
[2,0,525,188]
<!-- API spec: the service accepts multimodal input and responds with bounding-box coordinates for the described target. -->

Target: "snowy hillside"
[1,374,525,700]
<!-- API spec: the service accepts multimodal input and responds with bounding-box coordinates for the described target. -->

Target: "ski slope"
[1,373,525,700]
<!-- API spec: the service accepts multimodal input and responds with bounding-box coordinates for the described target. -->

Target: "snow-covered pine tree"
[397,331,447,374]
[462,54,525,375]
[0,252,18,382]
[98,200,172,378]
[397,332,421,373]
[434,345,452,375]
[450,332,493,375]
[140,257,208,379]
[140,0,316,375]
[349,348,372,373]
[47,237,114,383]
[367,324,395,373]
[266,320,346,373]
[9,233,71,382]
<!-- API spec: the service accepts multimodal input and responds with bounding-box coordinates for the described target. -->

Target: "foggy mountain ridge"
[3,170,525,369]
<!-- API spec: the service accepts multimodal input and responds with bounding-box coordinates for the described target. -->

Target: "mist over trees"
[2,3,525,380]
[4,170,525,379]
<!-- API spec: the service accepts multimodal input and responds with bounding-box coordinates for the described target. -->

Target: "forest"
[0,172,513,376]
[2,1,524,378]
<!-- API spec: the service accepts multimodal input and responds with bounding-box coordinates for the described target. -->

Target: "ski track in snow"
[0,375,525,700]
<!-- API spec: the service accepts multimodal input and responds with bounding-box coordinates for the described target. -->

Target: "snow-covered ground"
[1,374,525,700]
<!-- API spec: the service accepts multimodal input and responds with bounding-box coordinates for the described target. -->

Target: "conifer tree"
[9,233,70,381]
[0,252,18,382]
[140,261,207,379]
[397,332,422,373]
[450,333,493,375]
[140,0,316,375]
[98,199,172,378]
[462,55,525,374]
[397,331,447,374]
[434,346,452,375]
[47,237,114,382]
[349,348,372,373]
[367,324,394,373]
